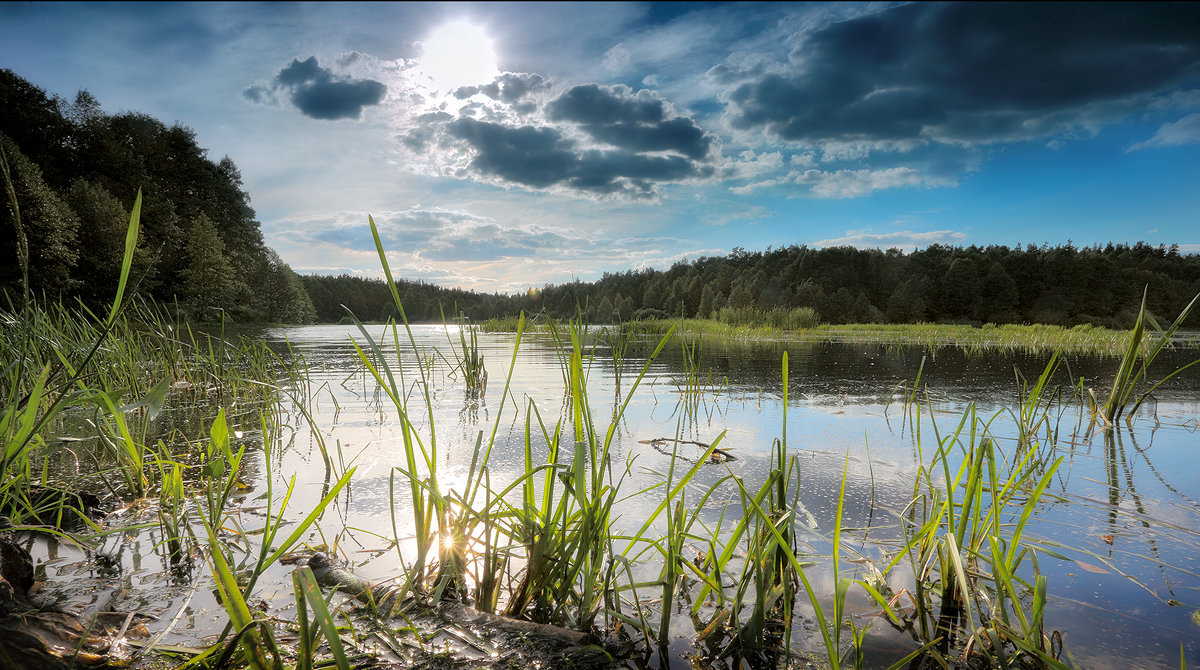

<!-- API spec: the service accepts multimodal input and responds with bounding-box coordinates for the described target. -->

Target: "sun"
[417,20,499,93]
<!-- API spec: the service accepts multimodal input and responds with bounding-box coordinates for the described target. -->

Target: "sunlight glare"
[418,20,499,92]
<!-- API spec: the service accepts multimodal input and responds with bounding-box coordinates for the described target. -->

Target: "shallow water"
[33,324,1200,667]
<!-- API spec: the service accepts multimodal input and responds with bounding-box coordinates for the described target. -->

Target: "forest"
[4,68,1199,328]
[0,69,315,323]
[303,242,1200,329]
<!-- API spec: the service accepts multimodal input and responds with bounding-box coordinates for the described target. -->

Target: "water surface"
[36,324,1200,667]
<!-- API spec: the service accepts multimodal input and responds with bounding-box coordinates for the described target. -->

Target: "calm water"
[36,324,1200,667]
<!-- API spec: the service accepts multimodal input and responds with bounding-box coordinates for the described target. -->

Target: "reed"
[599,325,631,396]
[440,308,488,396]
[349,216,541,607]
[185,409,354,669]
[859,400,1068,668]
[619,318,1136,356]
[1099,288,1200,426]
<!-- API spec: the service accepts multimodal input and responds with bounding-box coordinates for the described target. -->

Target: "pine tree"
[180,213,236,317]
[0,134,79,300]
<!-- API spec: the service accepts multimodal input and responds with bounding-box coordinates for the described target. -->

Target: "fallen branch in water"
[639,437,736,462]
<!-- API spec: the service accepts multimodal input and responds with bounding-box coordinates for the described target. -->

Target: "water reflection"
[257,325,1200,666]
[30,323,1198,667]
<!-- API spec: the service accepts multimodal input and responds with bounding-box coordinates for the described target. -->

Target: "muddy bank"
[1,531,138,669]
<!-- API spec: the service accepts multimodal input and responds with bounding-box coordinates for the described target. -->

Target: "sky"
[2,2,1198,293]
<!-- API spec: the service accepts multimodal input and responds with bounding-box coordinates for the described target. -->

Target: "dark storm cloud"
[547,84,666,125]
[246,56,386,120]
[276,56,327,87]
[289,78,386,120]
[727,2,1200,146]
[548,84,714,159]
[445,118,713,198]
[447,119,578,188]
[583,117,711,159]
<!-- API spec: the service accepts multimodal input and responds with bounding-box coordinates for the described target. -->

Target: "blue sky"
[2,2,1198,293]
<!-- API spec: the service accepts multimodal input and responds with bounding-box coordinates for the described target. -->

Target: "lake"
[33,323,1200,668]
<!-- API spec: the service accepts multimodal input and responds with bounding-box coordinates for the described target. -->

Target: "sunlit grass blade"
[107,189,142,327]
[294,566,352,670]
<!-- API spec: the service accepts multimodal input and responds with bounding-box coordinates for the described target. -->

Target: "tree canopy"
[300,241,1200,328]
[0,69,314,322]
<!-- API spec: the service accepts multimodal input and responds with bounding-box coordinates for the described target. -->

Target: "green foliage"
[0,69,314,323]
[65,178,139,303]
[0,133,80,299]
[180,213,238,315]
[180,214,238,316]
[715,305,820,329]
[300,241,1198,333]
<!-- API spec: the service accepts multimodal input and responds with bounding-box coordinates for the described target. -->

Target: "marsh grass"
[0,191,357,667]
[440,308,488,397]
[620,319,1138,356]
[599,325,631,397]
[188,421,354,670]
[858,391,1069,669]
[1099,288,1200,426]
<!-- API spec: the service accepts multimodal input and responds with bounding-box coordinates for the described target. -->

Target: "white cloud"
[268,206,712,293]
[702,204,772,227]
[812,229,968,249]
[729,178,783,195]
[602,43,632,71]
[1127,113,1200,151]
[797,167,928,198]
[721,149,783,181]
[817,139,926,162]
[731,162,958,198]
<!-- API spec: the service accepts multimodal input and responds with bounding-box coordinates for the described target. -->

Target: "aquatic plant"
[193,468,354,670]
[857,400,1068,668]
[440,308,488,397]
[1100,288,1200,426]
[620,318,1136,356]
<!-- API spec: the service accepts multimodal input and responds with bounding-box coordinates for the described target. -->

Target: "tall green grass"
[1099,288,1200,426]
[620,318,1137,356]
[440,308,488,397]
[0,190,355,667]
[859,390,1068,668]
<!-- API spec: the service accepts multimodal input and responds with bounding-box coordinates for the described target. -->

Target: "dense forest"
[301,242,1200,329]
[0,69,315,322]
[4,69,1198,328]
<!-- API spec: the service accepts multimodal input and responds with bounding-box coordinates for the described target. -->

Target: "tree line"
[1,69,316,322]
[299,242,1200,328]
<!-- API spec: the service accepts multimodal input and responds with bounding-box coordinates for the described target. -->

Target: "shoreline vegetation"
[482,317,1155,357]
